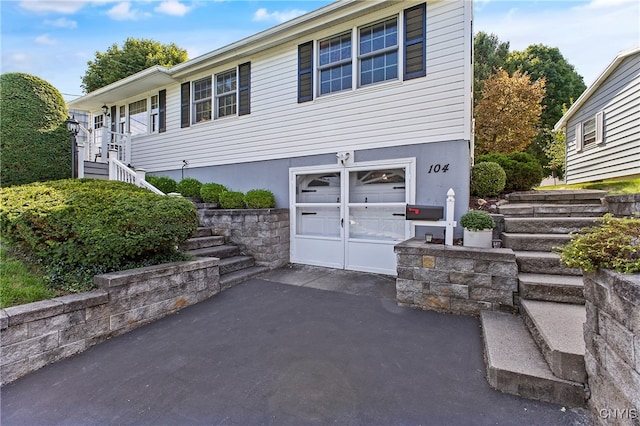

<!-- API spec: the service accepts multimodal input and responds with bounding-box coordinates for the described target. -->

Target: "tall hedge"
[0,179,198,270]
[0,73,71,187]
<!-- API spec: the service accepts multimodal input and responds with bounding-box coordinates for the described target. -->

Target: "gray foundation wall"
[151,140,471,238]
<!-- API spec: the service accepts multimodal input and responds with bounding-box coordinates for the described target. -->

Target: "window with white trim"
[119,106,126,134]
[216,69,237,118]
[318,32,353,95]
[575,111,605,152]
[193,77,212,123]
[359,17,398,86]
[128,99,148,136]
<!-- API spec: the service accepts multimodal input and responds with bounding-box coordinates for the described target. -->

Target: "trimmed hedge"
[219,191,245,209]
[200,183,228,204]
[177,177,202,198]
[244,189,275,209]
[146,175,177,194]
[476,152,543,193]
[0,179,198,271]
[0,73,71,187]
[471,162,506,197]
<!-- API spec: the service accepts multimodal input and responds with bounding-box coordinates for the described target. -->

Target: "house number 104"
[428,163,449,173]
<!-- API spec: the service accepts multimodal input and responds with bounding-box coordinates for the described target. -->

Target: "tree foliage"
[473,32,509,107]
[0,73,70,187]
[505,44,586,130]
[544,131,567,178]
[474,69,545,156]
[81,38,187,93]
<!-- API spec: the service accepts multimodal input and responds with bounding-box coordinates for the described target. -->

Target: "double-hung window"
[128,99,148,136]
[318,32,352,95]
[150,95,159,133]
[216,69,237,118]
[359,18,398,86]
[193,77,212,123]
[118,106,126,134]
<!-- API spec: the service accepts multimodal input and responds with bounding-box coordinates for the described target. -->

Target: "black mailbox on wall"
[405,205,444,220]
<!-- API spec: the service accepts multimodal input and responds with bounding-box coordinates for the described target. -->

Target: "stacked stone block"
[197,208,290,269]
[583,269,640,425]
[395,238,519,315]
[1,257,219,386]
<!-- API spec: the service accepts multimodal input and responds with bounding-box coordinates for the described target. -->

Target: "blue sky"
[1,0,638,102]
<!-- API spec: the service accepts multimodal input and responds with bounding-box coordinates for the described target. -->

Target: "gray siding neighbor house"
[68,0,473,275]
[555,46,640,184]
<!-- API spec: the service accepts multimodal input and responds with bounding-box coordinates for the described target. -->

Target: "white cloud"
[253,8,307,24]
[474,0,640,85]
[19,1,85,14]
[35,34,57,45]
[45,17,78,29]
[155,0,191,16]
[107,2,144,20]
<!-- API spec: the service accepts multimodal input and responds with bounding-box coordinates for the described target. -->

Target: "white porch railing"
[108,151,164,195]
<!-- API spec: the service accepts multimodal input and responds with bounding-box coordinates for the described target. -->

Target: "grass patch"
[1,243,57,308]
[538,178,640,195]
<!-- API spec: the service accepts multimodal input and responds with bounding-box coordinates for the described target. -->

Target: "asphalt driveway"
[1,275,590,425]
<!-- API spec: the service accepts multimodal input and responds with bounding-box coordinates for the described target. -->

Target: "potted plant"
[460,210,495,248]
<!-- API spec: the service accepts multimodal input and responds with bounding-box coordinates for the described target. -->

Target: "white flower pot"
[463,228,493,248]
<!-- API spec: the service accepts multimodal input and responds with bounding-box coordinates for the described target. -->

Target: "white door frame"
[289,157,416,275]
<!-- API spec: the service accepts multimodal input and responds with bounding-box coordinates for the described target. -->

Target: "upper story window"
[128,99,148,136]
[216,69,237,118]
[193,77,212,123]
[298,3,426,103]
[318,33,352,95]
[359,18,398,86]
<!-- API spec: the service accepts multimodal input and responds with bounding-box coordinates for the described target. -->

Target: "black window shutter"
[158,89,166,133]
[404,3,426,80]
[238,62,251,116]
[180,82,190,128]
[298,41,313,103]
[110,105,117,132]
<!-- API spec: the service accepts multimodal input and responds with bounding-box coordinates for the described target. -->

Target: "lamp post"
[67,115,80,178]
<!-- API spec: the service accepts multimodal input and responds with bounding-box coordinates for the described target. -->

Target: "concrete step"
[520,300,587,383]
[505,190,606,204]
[180,235,226,251]
[219,255,255,275]
[514,251,582,276]
[518,273,584,304]
[481,311,586,407]
[503,217,599,234]
[220,265,269,291]
[186,244,239,259]
[194,227,214,238]
[498,203,608,218]
[502,233,572,252]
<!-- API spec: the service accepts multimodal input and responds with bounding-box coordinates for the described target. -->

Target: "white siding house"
[68,0,473,275]
[555,46,640,184]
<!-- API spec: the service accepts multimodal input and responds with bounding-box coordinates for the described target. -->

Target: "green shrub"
[244,189,276,209]
[219,191,245,209]
[471,162,506,197]
[200,183,228,204]
[476,152,543,192]
[0,179,198,274]
[0,73,71,187]
[146,175,177,194]
[460,210,495,231]
[560,214,640,274]
[176,177,202,198]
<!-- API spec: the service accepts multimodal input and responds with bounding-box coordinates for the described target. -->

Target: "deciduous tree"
[81,38,187,93]
[474,69,545,156]
[473,32,510,106]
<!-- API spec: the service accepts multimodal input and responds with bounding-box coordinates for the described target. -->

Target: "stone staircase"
[481,190,607,407]
[181,227,268,290]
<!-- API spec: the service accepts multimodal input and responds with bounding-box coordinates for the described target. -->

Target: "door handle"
[341,218,344,228]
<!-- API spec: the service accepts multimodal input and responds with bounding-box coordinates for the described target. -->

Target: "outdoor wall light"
[492,239,502,248]
[425,233,433,243]
[101,104,110,117]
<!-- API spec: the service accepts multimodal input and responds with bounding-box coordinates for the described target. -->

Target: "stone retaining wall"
[197,208,290,269]
[604,194,640,217]
[0,257,219,386]
[583,269,640,425]
[394,238,519,315]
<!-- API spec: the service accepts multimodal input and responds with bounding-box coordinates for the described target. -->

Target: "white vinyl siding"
[126,1,470,173]
[565,53,640,184]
